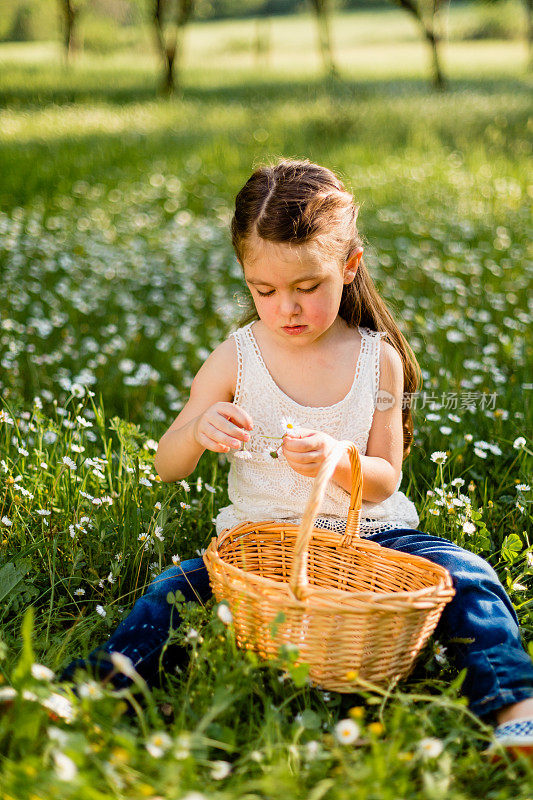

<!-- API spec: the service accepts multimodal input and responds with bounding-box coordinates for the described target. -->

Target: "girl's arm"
[154,338,253,483]
[333,340,404,502]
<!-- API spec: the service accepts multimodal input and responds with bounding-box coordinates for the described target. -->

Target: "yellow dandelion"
[368,722,384,736]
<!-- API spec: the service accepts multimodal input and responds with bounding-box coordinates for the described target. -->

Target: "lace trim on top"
[246,322,369,411]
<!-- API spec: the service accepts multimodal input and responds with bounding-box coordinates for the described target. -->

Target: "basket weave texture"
[204,440,455,691]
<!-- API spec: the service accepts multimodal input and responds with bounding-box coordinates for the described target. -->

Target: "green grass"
[0,7,532,798]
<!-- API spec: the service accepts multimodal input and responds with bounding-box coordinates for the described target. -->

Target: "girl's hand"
[193,402,253,454]
[282,428,338,479]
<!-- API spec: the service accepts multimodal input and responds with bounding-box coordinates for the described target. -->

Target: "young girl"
[62,159,533,758]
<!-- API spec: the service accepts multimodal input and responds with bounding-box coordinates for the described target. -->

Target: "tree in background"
[152,0,195,93]
[392,0,447,89]
[308,0,338,76]
[57,0,86,60]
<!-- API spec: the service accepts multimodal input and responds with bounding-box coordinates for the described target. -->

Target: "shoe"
[484,717,533,763]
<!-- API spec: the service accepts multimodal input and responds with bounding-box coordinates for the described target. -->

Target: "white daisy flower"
[62,456,76,470]
[53,750,78,781]
[110,652,137,678]
[179,480,190,491]
[334,718,360,744]
[281,416,300,435]
[47,726,68,747]
[74,588,85,596]
[434,643,448,665]
[217,603,233,625]
[172,554,181,565]
[430,451,447,465]
[78,680,103,700]
[211,760,232,780]
[36,509,51,516]
[474,447,487,459]
[462,521,476,535]
[513,436,526,450]
[417,737,444,759]
[146,731,172,759]
[42,693,75,722]
[233,449,253,460]
[516,484,530,492]
[31,663,55,681]
[1,516,12,526]
[95,605,106,618]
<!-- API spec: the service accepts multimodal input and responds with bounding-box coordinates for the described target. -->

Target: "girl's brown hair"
[231,159,421,460]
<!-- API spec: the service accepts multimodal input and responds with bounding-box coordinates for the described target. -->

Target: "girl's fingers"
[214,414,251,443]
[196,429,230,452]
[285,449,321,464]
[204,420,242,449]
[284,437,316,452]
[217,402,254,431]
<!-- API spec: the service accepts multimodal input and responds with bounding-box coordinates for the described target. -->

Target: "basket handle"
[288,440,362,600]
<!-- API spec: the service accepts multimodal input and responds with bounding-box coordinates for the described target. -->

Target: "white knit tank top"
[215,321,419,537]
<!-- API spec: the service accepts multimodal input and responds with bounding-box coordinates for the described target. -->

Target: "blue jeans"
[61,529,533,721]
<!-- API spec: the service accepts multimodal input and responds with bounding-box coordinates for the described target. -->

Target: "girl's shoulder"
[192,336,238,402]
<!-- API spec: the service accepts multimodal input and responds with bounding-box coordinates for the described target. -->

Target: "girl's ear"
[343,248,363,284]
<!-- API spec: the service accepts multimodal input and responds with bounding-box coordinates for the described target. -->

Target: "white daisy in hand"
[281,416,300,435]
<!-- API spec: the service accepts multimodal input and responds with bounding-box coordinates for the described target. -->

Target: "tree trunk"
[309,0,338,77]
[394,0,447,90]
[524,0,532,68]
[152,0,194,94]
[59,0,77,62]
[424,25,445,90]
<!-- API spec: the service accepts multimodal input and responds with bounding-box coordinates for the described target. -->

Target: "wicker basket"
[204,440,455,691]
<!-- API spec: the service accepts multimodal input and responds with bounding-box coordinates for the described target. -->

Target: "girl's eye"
[256,285,319,298]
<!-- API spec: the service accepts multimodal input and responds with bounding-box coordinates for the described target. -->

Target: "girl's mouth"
[283,325,307,335]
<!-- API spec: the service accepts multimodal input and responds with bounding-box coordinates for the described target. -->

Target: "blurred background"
[0,0,530,438]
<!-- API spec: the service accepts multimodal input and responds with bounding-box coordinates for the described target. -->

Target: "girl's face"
[242,237,360,347]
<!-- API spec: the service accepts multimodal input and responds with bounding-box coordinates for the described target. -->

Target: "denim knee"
[145,565,186,598]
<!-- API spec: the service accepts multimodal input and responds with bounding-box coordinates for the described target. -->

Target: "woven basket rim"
[215,524,452,582]
[204,538,454,608]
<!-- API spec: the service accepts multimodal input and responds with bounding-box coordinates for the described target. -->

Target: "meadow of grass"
[0,6,532,798]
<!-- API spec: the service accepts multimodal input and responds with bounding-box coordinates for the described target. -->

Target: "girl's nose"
[279,293,302,315]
